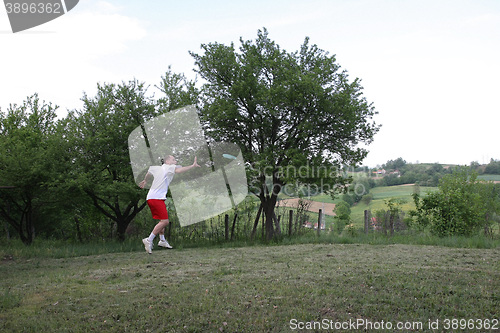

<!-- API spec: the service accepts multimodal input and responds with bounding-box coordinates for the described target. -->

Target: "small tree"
[361,193,373,205]
[334,200,351,234]
[411,167,499,236]
[385,198,406,234]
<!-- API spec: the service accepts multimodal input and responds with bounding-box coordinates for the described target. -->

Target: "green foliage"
[383,157,406,171]
[410,167,500,236]
[0,94,62,244]
[376,158,454,187]
[361,192,373,205]
[339,176,373,206]
[191,28,380,239]
[385,197,407,214]
[334,200,351,220]
[64,80,158,240]
[156,67,200,112]
[341,193,354,206]
[334,200,351,234]
[484,158,500,175]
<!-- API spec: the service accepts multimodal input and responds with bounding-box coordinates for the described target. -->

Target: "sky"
[1,0,499,168]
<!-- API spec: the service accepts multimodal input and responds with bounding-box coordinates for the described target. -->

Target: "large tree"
[0,95,61,244]
[191,28,380,239]
[65,81,157,240]
[65,73,199,241]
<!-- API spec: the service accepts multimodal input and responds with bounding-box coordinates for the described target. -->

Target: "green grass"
[370,185,436,201]
[0,239,141,259]
[1,241,499,332]
[478,174,500,181]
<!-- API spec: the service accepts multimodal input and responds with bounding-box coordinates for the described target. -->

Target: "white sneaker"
[158,240,173,249]
[142,238,152,254]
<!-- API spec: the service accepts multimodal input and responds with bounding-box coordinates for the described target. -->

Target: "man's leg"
[142,219,169,254]
[157,225,173,249]
[152,219,169,236]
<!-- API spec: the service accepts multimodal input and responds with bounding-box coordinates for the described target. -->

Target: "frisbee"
[222,153,237,160]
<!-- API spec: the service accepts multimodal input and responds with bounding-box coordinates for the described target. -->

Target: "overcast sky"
[1,0,499,167]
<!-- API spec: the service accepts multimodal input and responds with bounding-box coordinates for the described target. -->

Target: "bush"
[361,193,373,205]
[341,193,354,207]
[334,200,351,234]
[410,167,500,237]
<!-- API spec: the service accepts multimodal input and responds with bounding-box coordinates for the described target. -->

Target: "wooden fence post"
[389,212,394,236]
[364,210,369,234]
[383,211,390,236]
[224,214,229,240]
[288,210,293,236]
[317,209,322,236]
[277,215,281,235]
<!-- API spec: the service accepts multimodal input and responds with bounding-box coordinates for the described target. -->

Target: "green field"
[478,174,500,182]
[349,185,435,227]
[304,185,437,229]
[371,184,436,200]
[1,243,499,332]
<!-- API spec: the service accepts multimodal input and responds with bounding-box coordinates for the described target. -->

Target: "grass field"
[478,174,500,182]
[304,185,437,229]
[1,241,499,332]
[349,185,437,224]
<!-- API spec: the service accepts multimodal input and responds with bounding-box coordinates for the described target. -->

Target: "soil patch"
[277,198,336,216]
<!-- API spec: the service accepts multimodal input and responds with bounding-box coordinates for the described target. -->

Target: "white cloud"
[0,0,147,115]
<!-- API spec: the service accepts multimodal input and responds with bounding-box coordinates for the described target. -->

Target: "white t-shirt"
[146,164,180,200]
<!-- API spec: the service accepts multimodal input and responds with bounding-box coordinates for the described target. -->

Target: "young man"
[139,155,200,254]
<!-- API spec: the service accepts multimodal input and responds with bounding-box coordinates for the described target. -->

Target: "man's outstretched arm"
[175,157,200,174]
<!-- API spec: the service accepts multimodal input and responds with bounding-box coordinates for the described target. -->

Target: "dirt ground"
[277,198,336,216]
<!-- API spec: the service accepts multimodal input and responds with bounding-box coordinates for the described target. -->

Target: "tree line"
[0,72,198,245]
[0,29,380,244]
[372,157,500,187]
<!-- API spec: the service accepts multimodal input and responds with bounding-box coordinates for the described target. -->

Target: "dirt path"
[277,198,336,216]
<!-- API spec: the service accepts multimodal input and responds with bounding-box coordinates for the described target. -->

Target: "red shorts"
[147,199,169,220]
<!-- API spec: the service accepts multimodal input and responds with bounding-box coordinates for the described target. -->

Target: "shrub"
[361,193,373,205]
[410,167,500,236]
[334,200,351,234]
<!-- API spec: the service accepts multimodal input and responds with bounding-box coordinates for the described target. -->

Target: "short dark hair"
[161,154,174,165]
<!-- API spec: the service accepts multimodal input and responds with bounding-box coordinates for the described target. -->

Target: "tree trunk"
[116,220,129,241]
[87,191,147,241]
[257,175,282,241]
[3,221,9,240]
[20,209,34,246]
[0,194,34,245]
[273,213,281,236]
[74,216,83,243]
[264,202,275,240]
[262,194,280,240]
[230,214,238,240]
[251,204,263,240]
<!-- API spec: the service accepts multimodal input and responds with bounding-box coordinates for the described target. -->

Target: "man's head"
[163,155,177,165]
